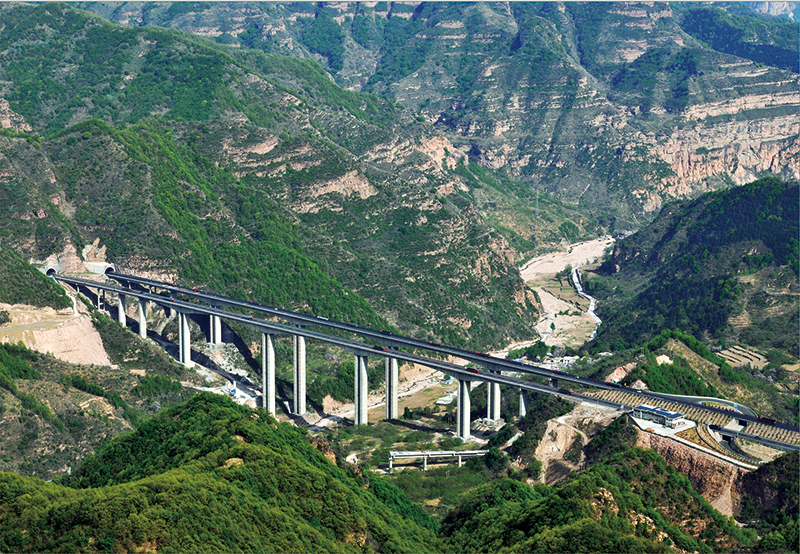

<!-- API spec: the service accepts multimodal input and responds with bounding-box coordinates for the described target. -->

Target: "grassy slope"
[0,245,70,310]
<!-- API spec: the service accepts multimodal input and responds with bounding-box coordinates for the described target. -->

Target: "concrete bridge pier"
[205,314,223,349]
[209,315,223,349]
[293,334,306,416]
[519,389,528,419]
[385,356,399,420]
[261,333,276,416]
[138,299,147,339]
[117,294,126,327]
[354,354,369,425]
[550,376,558,389]
[88,286,100,309]
[487,372,501,420]
[177,311,194,368]
[456,378,472,440]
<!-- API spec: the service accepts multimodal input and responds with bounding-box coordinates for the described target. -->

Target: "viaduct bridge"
[51,271,800,449]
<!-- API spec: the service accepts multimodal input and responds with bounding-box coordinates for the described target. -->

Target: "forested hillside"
[440,448,755,553]
[0,393,441,553]
[1,392,776,553]
[586,176,799,353]
[0,245,71,310]
[572,177,799,422]
[0,2,605,349]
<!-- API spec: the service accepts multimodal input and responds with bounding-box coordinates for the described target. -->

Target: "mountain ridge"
[73,1,800,220]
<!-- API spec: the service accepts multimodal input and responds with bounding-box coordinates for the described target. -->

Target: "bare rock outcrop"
[0,97,32,132]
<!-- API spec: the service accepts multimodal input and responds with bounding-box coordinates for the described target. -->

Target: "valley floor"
[521,236,614,348]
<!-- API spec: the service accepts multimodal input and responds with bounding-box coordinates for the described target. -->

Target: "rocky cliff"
[635,429,744,517]
[77,1,800,222]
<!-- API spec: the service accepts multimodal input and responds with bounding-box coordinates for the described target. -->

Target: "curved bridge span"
[52,272,799,449]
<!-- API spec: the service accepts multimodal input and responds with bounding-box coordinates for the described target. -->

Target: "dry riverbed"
[521,236,614,348]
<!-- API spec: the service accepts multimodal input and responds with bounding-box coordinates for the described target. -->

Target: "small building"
[633,404,683,428]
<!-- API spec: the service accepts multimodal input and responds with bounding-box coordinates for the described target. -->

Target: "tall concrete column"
[456,378,471,440]
[179,312,194,368]
[210,315,223,348]
[385,357,399,420]
[293,334,306,416]
[117,293,126,327]
[486,374,501,420]
[177,311,183,363]
[262,333,276,416]
[550,376,558,389]
[138,299,147,339]
[519,389,528,419]
[354,355,369,425]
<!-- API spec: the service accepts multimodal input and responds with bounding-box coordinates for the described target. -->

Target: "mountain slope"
[586,176,799,353]
[0,2,602,349]
[76,1,800,220]
[441,448,755,553]
[0,393,441,553]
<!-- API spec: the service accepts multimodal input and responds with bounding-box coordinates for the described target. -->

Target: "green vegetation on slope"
[0,393,442,553]
[0,343,60,429]
[0,301,197,479]
[587,177,799,353]
[0,1,553,351]
[0,245,70,310]
[624,331,720,398]
[573,327,798,424]
[583,415,639,466]
[737,451,799,552]
[441,448,756,553]
[677,6,799,73]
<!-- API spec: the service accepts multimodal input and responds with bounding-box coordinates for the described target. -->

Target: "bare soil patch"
[533,403,619,485]
[0,294,112,367]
